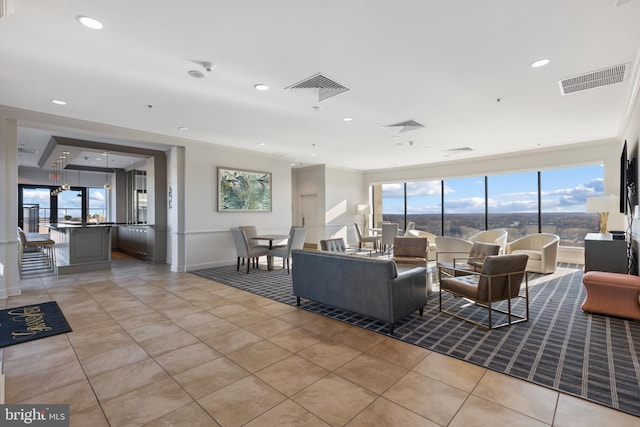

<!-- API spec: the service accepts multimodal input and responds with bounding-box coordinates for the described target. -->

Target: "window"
[540,165,603,247]
[488,171,538,241]
[406,180,442,235]
[443,176,486,239]
[88,187,107,223]
[57,188,83,221]
[374,163,604,246]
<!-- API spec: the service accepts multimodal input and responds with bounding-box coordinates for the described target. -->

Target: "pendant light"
[61,151,70,190]
[104,151,111,190]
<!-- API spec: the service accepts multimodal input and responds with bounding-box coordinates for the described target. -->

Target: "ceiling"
[3,0,640,172]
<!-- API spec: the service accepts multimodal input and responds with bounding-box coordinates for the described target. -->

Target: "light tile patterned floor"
[2,253,639,426]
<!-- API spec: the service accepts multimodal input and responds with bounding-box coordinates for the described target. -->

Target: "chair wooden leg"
[237,257,241,271]
[246,258,250,274]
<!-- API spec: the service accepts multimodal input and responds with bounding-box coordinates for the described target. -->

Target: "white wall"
[292,165,325,247]
[324,167,367,246]
[18,166,107,188]
[182,143,292,270]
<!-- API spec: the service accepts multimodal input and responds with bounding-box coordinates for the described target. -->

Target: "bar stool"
[17,228,56,277]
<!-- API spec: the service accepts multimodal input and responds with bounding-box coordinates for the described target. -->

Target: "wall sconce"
[586,195,617,234]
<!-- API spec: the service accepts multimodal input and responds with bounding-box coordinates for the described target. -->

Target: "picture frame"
[217,167,272,212]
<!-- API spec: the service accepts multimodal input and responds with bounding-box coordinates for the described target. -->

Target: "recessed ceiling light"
[531,58,550,68]
[258,142,266,146]
[51,99,67,105]
[178,126,188,131]
[254,84,269,91]
[391,136,400,140]
[188,70,204,78]
[342,117,353,122]
[77,16,103,30]
[310,153,317,157]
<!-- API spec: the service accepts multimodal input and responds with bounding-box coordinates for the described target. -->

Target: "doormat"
[0,301,72,349]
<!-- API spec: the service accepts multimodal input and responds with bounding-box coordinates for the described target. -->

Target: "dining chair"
[268,227,307,273]
[231,227,269,273]
[354,222,380,251]
[381,223,399,255]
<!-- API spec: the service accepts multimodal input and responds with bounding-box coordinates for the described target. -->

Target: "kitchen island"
[47,224,113,274]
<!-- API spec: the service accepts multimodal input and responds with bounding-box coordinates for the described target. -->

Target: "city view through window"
[379,165,604,247]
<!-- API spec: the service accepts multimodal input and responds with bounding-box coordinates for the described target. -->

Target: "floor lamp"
[357,204,370,235]
[586,195,617,234]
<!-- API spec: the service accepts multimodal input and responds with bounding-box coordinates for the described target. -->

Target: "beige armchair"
[408,230,438,261]
[392,237,427,266]
[434,236,473,264]
[469,229,508,254]
[506,233,559,274]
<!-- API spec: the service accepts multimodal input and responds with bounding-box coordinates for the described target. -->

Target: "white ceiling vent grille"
[286,73,349,101]
[383,120,425,133]
[445,147,473,153]
[559,63,629,95]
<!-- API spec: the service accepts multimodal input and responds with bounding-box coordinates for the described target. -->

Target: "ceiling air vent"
[286,73,349,101]
[445,147,473,153]
[383,119,425,133]
[559,63,629,95]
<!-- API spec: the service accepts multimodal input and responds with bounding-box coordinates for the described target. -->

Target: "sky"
[22,187,107,216]
[382,164,606,214]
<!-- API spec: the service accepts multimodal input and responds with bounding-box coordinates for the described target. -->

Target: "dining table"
[250,234,288,270]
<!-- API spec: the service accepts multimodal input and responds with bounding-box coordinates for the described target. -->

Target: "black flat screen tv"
[620,140,637,214]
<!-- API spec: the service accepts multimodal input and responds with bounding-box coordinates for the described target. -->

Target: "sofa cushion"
[511,249,542,260]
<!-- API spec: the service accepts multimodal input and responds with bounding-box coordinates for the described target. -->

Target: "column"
[0,116,21,298]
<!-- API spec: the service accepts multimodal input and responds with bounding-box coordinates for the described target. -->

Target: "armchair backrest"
[354,222,364,239]
[476,254,528,302]
[435,236,473,263]
[469,229,508,253]
[393,237,427,257]
[404,222,416,236]
[320,238,348,252]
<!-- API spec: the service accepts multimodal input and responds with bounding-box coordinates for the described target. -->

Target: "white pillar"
[168,146,185,272]
[0,116,21,298]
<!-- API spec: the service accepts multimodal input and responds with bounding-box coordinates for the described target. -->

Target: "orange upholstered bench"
[581,271,640,320]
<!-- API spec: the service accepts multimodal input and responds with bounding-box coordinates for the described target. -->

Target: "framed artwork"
[217,167,272,212]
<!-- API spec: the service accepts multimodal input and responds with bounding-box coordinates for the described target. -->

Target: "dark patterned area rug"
[191,263,640,417]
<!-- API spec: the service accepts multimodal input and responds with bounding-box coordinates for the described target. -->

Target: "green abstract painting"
[218,167,272,212]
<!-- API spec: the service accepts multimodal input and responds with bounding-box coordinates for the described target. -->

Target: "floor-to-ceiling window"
[540,165,602,247]
[488,171,539,241]
[373,163,604,246]
[443,176,486,239]
[406,180,442,235]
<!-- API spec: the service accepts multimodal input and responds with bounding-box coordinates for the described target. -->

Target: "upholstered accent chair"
[469,229,508,254]
[320,238,359,254]
[439,253,530,329]
[392,237,428,266]
[506,233,559,274]
[438,241,501,279]
[403,221,416,236]
[408,230,438,261]
[231,227,269,273]
[268,226,307,273]
[354,222,380,251]
[434,236,473,264]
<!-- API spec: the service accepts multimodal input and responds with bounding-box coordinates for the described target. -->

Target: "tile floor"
[1,253,638,426]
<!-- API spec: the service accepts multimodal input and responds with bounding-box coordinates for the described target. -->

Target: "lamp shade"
[357,204,370,214]
[586,195,617,213]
